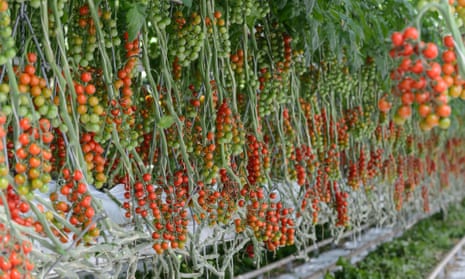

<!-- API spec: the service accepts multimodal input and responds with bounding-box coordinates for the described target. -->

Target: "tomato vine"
[0,0,464,278]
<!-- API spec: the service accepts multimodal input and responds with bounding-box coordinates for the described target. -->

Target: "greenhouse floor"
[446,256,465,279]
[272,227,396,279]
[269,220,465,279]
[430,238,465,279]
[273,246,465,279]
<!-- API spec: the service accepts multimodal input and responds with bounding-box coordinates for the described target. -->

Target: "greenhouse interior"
[2,0,465,278]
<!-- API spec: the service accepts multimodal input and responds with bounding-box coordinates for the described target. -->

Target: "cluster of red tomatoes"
[385,27,464,130]
[0,211,34,279]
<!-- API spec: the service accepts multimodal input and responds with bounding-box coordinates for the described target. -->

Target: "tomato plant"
[0,0,464,278]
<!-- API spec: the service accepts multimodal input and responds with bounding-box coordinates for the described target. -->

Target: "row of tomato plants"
[0,0,465,278]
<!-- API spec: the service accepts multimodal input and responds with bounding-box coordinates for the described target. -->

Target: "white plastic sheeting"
[34,180,128,225]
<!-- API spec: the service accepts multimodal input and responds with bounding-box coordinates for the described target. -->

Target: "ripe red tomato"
[402,43,414,56]
[426,62,441,79]
[85,207,95,218]
[418,104,431,117]
[18,133,30,146]
[397,105,412,119]
[9,268,21,279]
[401,91,414,105]
[425,113,439,127]
[73,170,83,181]
[413,77,426,89]
[143,173,152,182]
[19,118,31,130]
[399,58,411,71]
[76,182,87,194]
[398,77,413,91]
[81,72,92,83]
[442,50,456,63]
[9,252,22,266]
[436,93,449,105]
[28,143,41,156]
[433,78,448,93]
[0,256,11,271]
[443,35,454,48]
[442,63,455,75]
[22,241,33,254]
[436,104,451,117]
[27,53,37,63]
[85,84,96,95]
[410,59,423,74]
[391,32,404,46]
[18,202,30,213]
[422,43,438,59]
[403,27,419,41]
[80,195,92,208]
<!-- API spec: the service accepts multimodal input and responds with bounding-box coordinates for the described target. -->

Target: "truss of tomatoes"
[386,26,463,130]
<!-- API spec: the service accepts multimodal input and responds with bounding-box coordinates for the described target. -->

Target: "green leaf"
[126,3,146,41]
[158,115,176,129]
[182,0,192,8]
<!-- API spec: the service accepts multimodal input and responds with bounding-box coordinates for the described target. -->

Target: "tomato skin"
[398,58,411,71]
[391,32,404,46]
[444,35,454,48]
[75,84,85,94]
[436,104,451,117]
[19,118,31,130]
[28,143,41,156]
[398,77,413,91]
[19,73,31,85]
[85,207,95,218]
[9,252,22,266]
[18,202,29,213]
[401,91,414,105]
[410,59,423,74]
[403,27,419,41]
[85,84,96,95]
[73,170,83,181]
[433,78,448,93]
[76,182,87,194]
[439,117,451,129]
[9,268,21,279]
[404,44,416,56]
[442,63,455,75]
[422,43,438,59]
[442,50,456,63]
[143,173,152,182]
[0,256,11,271]
[413,77,426,89]
[27,53,37,63]
[22,241,33,254]
[81,72,92,83]
[425,113,439,127]
[418,104,432,117]
[18,133,30,146]
[397,105,412,119]
[378,98,391,112]
[80,195,92,208]
[426,62,441,79]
